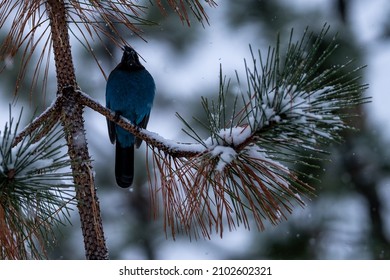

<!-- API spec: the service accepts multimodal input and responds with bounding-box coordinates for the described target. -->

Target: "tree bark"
[46,0,108,259]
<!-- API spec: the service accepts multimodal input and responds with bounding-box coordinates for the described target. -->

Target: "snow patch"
[211,145,237,171]
[72,130,87,149]
[205,126,252,147]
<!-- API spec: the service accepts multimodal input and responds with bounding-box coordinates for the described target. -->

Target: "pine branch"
[0,107,74,259]
[77,90,204,158]
[150,25,368,238]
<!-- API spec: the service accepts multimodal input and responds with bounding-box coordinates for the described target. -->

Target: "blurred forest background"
[1,0,390,259]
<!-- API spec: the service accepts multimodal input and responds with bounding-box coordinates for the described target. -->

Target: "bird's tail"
[115,143,134,188]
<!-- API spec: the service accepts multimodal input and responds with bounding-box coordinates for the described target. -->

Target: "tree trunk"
[46,0,108,260]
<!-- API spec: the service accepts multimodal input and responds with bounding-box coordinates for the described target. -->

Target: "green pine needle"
[0,107,74,259]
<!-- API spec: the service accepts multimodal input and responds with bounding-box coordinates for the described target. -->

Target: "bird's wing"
[135,114,150,148]
[107,115,116,145]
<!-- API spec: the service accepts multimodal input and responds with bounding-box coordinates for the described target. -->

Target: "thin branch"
[11,98,61,148]
[77,90,205,158]
[11,87,205,160]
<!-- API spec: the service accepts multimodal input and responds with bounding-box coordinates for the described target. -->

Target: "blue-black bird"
[106,46,155,188]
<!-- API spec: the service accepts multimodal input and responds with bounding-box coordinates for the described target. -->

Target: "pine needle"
[150,24,369,239]
[0,106,74,259]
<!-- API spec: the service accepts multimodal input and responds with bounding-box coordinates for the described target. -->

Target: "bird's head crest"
[121,46,144,69]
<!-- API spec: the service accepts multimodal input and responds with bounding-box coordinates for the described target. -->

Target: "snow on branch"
[147,25,368,238]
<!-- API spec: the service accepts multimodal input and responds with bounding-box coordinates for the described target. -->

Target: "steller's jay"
[106,46,155,188]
